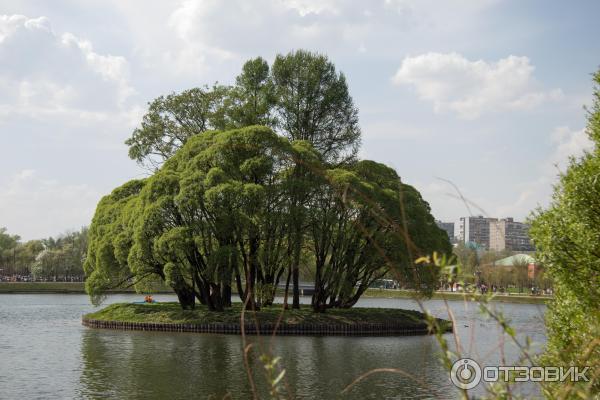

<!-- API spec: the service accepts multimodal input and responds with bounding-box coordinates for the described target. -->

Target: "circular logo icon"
[450,358,482,389]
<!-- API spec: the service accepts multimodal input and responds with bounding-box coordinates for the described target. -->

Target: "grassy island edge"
[83,302,453,336]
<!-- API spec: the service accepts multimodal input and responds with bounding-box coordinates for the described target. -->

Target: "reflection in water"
[0,294,545,399]
[278,335,451,399]
[79,327,455,399]
[80,329,253,399]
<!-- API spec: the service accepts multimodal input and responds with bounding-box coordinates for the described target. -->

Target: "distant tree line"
[451,243,552,292]
[85,50,451,311]
[0,227,88,281]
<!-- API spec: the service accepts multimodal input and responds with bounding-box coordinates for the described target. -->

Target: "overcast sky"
[1,0,599,240]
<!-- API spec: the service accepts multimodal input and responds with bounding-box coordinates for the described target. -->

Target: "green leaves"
[309,159,451,310]
[90,126,299,308]
[125,50,361,169]
[125,86,230,169]
[272,50,360,163]
[229,57,275,128]
[84,179,146,300]
[529,69,600,396]
[100,95,445,313]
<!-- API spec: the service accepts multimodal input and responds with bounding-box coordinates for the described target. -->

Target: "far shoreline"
[0,282,551,304]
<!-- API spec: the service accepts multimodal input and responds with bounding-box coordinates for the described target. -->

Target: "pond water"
[0,294,546,399]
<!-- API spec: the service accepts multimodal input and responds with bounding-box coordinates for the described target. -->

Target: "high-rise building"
[459,216,494,249]
[462,216,534,252]
[489,219,506,251]
[435,220,455,242]
[500,218,534,251]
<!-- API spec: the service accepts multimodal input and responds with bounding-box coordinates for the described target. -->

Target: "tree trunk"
[291,227,302,309]
[174,286,196,310]
[244,234,260,311]
[234,264,245,302]
[292,263,300,309]
[210,283,224,312]
[261,274,275,307]
[192,271,208,305]
[283,264,291,309]
[221,251,233,308]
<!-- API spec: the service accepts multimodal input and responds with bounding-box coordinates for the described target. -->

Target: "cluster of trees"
[125,51,360,170]
[85,50,451,312]
[451,244,552,292]
[0,227,88,281]
[478,263,551,293]
[530,69,600,396]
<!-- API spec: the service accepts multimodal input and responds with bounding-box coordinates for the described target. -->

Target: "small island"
[83,303,452,336]
[80,57,455,339]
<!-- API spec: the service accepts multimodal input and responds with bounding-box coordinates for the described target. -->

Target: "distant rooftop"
[494,254,536,266]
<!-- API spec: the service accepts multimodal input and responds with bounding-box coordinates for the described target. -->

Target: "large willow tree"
[89,127,304,309]
[90,50,450,311]
[86,126,450,311]
[309,160,449,311]
[124,50,362,308]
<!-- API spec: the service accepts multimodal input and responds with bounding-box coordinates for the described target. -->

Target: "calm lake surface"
[0,294,546,399]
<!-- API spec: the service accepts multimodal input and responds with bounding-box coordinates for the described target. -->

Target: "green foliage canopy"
[310,160,450,311]
[529,70,600,397]
[89,125,451,312]
[0,226,87,280]
[109,50,450,312]
[126,50,360,169]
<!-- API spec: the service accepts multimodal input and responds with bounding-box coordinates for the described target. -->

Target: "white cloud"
[0,1,591,241]
[163,0,348,73]
[417,126,595,222]
[15,169,35,180]
[392,52,562,119]
[285,0,341,16]
[493,177,549,220]
[0,14,137,125]
[495,126,594,218]
[549,126,594,172]
[0,169,100,240]
[415,178,491,223]
[0,14,143,240]
[0,15,49,42]
[101,0,500,82]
